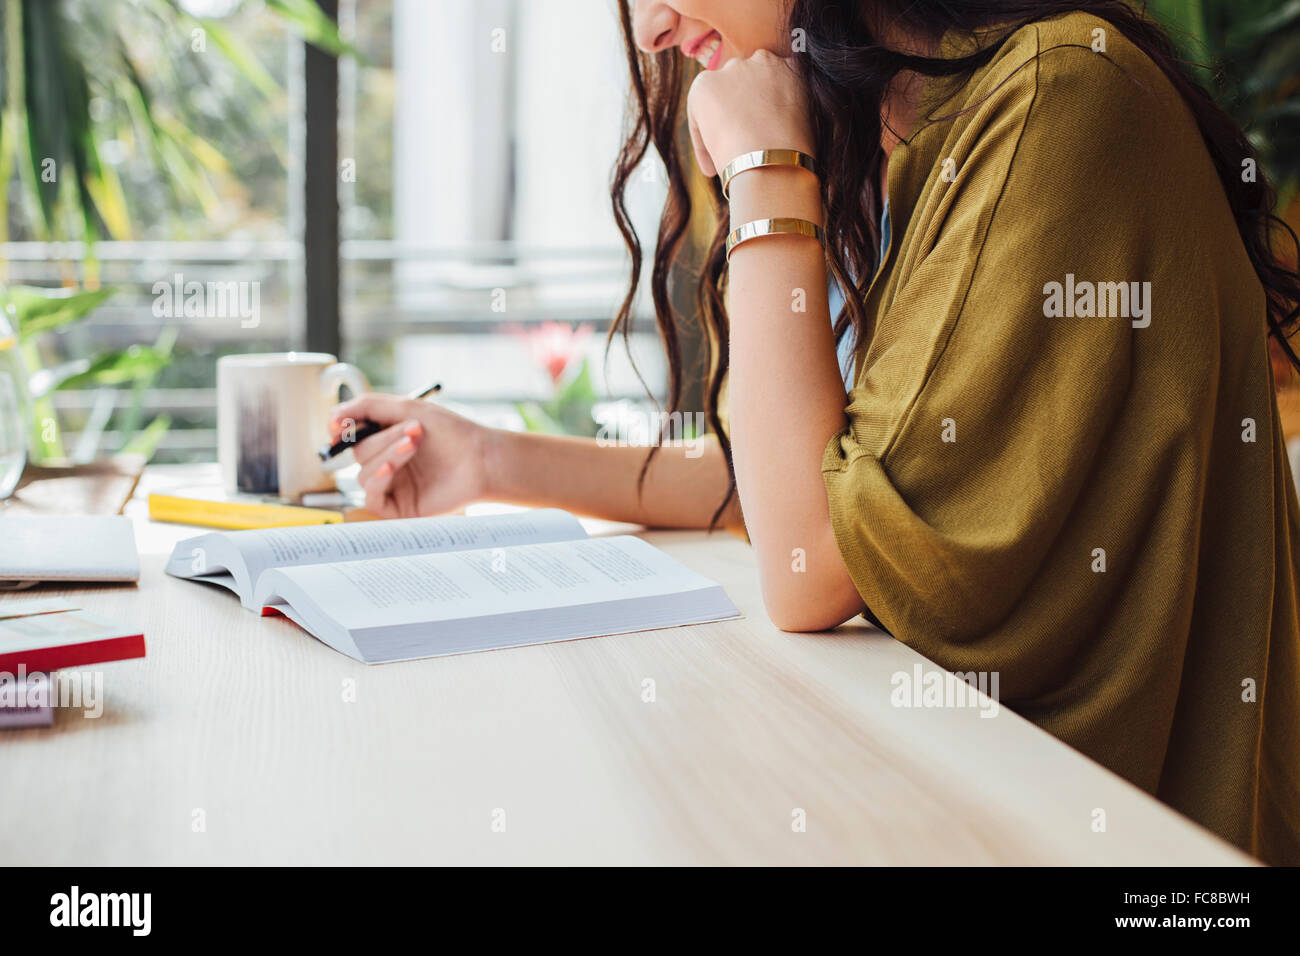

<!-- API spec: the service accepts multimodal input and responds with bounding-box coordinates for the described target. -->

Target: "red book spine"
[0,633,146,674]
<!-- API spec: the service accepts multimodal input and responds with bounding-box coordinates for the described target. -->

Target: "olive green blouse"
[821,11,1300,862]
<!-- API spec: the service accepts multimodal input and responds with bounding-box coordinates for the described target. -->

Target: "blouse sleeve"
[821,43,1173,645]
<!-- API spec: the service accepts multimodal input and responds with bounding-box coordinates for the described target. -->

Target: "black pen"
[318,381,442,462]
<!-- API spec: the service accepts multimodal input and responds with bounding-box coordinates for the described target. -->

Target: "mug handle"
[319,363,371,474]
[320,362,370,406]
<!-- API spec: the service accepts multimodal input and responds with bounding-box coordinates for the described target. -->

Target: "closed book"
[0,606,145,673]
[0,516,139,585]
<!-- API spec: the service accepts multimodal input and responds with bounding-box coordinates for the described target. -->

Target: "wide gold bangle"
[725,217,825,262]
[720,149,817,200]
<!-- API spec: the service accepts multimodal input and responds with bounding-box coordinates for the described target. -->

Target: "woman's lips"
[685,30,723,69]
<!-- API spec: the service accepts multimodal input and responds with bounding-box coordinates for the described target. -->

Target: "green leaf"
[1147,0,1210,63]
[1255,98,1300,124]
[20,337,64,461]
[0,0,19,249]
[0,0,7,156]
[120,413,170,460]
[56,344,170,390]
[514,401,565,435]
[2,285,115,338]
[539,359,599,436]
[1226,0,1300,47]
[81,130,131,239]
[62,42,105,246]
[553,358,597,405]
[184,15,278,98]
[1240,33,1300,95]
[20,0,69,236]
[265,0,365,59]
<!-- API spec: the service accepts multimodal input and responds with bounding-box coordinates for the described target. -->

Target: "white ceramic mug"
[217,352,369,502]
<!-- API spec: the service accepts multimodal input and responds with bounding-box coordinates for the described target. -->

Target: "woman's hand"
[685,50,815,178]
[329,393,490,519]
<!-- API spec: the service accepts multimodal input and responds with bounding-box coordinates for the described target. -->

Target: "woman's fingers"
[349,422,404,468]
[361,461,397,512]
[358,427,421,491]
[352,419,422,467]
[330,392,416,435]
[386,470,421,518]
[361,444,414,514]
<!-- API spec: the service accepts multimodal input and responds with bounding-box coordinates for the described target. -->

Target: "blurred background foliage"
[0,0,354,256]
[1147,0,1300,205]
[0,0,351,462]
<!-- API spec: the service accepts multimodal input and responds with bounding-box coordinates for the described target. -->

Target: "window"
[3,0,671,463]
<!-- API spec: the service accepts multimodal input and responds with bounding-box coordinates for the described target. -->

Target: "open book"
[164,509,740,663]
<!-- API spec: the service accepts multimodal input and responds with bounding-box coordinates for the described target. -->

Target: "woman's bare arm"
[721,168,867,631]
[483,431,743,529]
[329,392,740,531]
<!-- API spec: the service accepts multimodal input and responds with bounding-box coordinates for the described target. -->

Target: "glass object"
[0,313,28,499]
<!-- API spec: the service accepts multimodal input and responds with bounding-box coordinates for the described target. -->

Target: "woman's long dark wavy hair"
[610,0,1300,528]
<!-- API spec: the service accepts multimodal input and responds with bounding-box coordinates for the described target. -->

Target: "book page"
[178,509,588,589]
[256,535,723,632]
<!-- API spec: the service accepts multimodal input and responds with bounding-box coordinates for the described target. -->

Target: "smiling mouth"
[690,31,722,69]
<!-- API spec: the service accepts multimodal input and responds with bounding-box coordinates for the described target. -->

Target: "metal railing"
[4,239,663,462]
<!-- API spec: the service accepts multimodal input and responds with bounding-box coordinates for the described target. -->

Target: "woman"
[332,1,1300,863]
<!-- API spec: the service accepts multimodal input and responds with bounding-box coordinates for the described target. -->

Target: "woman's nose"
[632,1,678,53]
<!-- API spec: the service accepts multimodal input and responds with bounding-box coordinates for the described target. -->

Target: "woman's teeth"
[695,35,721,67]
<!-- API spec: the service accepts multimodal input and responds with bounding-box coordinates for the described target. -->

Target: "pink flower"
[515,321,593,385]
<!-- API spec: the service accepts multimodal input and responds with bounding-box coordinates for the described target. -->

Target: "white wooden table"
[0,466,1253,865]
